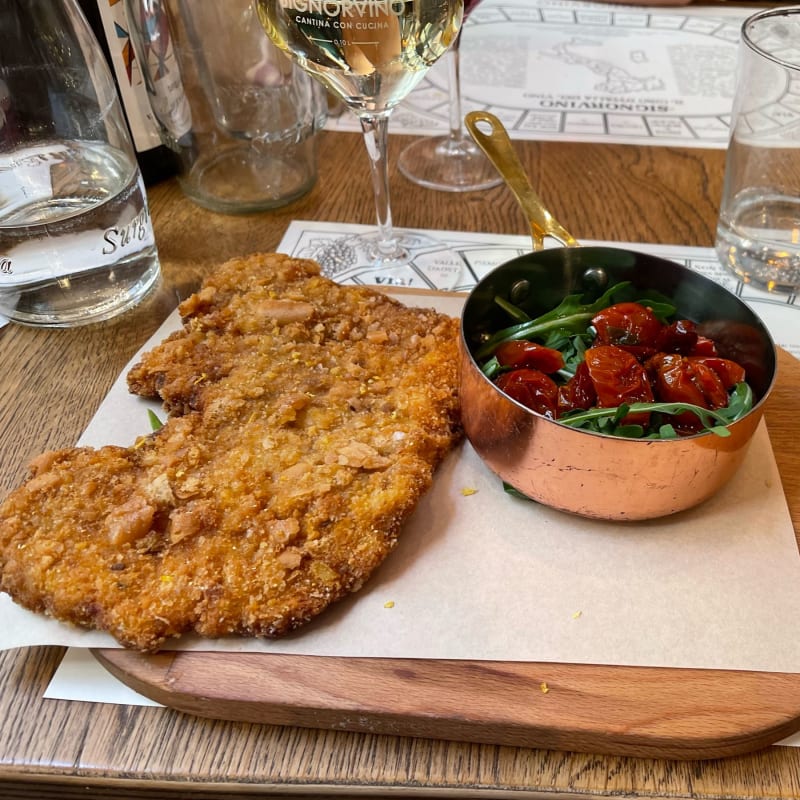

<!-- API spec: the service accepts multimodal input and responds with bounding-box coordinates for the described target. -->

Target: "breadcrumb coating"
[0,254,462,651]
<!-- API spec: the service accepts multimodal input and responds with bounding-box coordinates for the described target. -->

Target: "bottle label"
[95,0,191,149]
[124,0,193,144]
[95,0,161,151]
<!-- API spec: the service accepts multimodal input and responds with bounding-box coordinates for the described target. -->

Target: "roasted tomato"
[648,353,729,433]
[689,335,718,356]
[689,356,746,389]
[592,302,663,347]
[557,361,597,416]
[495,368,558,418]
[584,345,654,426]
[494,340,565,373]
[612,344,657,363]
[654,319,698,354]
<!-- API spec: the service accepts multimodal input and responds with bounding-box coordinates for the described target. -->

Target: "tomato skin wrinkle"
[689,356,746,389]
[647,353,729,433]
[648,353,705,415]
[557,361,596,416]
[494,340,565,373]
[592,303,663,347]
[690,335,718,356]
[585,345,654,426]
[495,369,559,419]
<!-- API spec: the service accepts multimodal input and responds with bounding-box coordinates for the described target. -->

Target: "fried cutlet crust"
[0,254,461,651]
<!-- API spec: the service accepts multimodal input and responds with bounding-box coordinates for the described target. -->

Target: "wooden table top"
[2,127,800,799]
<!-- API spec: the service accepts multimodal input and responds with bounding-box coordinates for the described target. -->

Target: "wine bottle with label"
[77,0,179,185]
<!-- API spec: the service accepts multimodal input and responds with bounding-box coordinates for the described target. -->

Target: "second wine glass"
[256,0,464,268]
[398,0,501,192]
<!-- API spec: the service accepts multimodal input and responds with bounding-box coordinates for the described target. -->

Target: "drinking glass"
[125,0,327,214]
[398,0,501,192]
[715,6,800,294]
[256,0,464,268]
[0,0,160,326]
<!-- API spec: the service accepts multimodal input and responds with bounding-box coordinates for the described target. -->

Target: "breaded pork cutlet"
[0,254,461,651]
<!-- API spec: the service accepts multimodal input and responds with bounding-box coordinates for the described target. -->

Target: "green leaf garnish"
[148,409,164,431]
[475,281,677,361]
[558,383,753,438]
[503,482,534,500]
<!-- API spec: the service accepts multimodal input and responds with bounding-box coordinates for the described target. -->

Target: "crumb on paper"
[384,600,395,609]
[572,610,582,619]
[540,682,550,694]
[460,487,478,496]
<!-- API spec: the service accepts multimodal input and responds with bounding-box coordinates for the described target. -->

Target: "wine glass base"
[305,227,468,289]
[398,135,503,193]
[308,230,414,271]
[358,230,411,269]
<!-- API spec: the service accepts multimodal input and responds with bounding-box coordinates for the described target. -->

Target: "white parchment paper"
[4,290,800,677]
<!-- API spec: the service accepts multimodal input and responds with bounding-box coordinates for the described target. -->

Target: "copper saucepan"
[460,111,777,521]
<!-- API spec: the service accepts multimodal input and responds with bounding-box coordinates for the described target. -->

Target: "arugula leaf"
[655,423,679,439]
[481,355,502,380]
[712,381,753,423]
[558,382,753,439]
[540,330,590,379]
[494,295,530,323]
[475,281,677,361]
[503,482,534,501]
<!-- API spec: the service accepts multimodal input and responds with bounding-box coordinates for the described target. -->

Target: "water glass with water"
[0,0,160,327]
[716,7,800,294]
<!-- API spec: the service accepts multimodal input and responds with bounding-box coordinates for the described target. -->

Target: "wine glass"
[397,0,501,192]
[256,1,464,268]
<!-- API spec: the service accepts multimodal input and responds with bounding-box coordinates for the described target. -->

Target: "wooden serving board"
[95,349,800,761]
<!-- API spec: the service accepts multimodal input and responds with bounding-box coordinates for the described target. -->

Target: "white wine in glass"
[256,0,464,268]
[398,0,501,192]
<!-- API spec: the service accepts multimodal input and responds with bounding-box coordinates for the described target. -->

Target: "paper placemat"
[328,0,757,148]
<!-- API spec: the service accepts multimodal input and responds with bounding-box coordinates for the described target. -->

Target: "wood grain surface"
[2,128,800,798]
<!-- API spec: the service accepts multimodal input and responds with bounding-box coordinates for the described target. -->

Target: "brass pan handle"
[465,111,579,252]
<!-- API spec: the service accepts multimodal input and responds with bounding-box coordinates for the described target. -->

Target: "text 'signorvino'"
[255,0,462,114]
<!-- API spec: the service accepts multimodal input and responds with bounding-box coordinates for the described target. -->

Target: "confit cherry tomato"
[495,368,558,419]
[557,360,597,416]
[611,344,657,363]
[654,319,698,354]
[592,302,663,347]
[494,340,565,373]
[689,356,745,389]
[649,354,730,406]
[647,353,729,433]
[584,344,654,426]
[689,335,718,356]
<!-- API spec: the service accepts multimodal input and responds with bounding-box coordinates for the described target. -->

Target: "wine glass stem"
[359,113,401,259]
[447,33,466,145]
